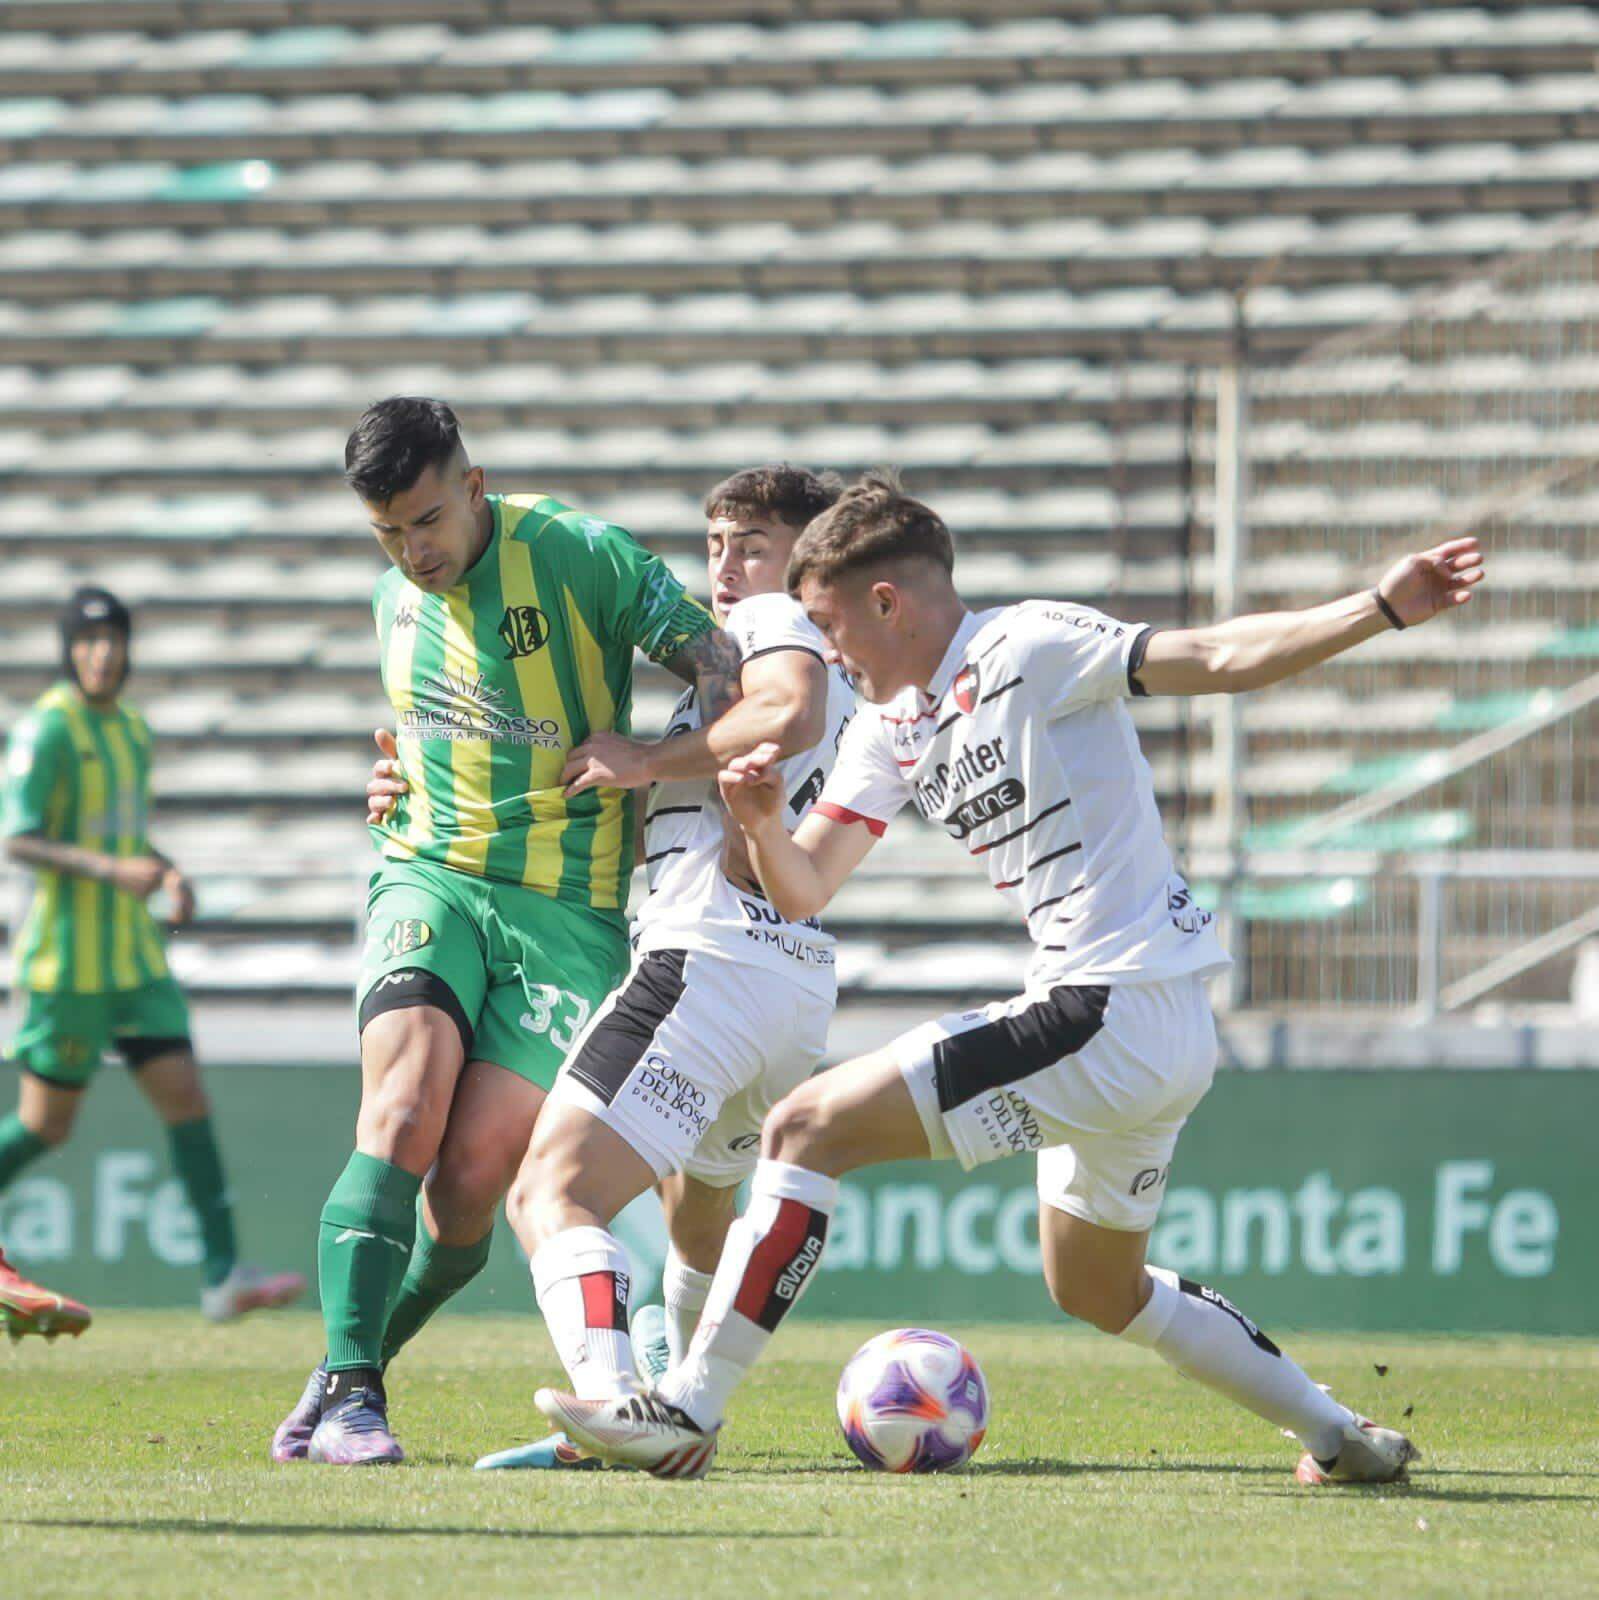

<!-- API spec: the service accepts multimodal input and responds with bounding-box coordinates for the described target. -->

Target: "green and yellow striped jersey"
[371,492,713,909]
[2,683,169,995]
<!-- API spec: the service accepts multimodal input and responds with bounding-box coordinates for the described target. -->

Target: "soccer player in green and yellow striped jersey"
[285,397,740,1464]
[0,588,304,1337]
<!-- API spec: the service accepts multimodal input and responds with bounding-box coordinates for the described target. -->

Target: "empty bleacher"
[3,0,1596,1014]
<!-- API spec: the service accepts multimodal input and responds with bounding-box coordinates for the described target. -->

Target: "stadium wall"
[0,1062,1592,1336]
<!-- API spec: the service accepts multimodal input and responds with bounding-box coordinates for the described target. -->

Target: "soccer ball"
[835,1327,989,1473]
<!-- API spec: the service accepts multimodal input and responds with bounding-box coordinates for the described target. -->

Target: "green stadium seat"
[849,21,965,59]
[156,160,276,202]
[1539,625,1599,659]
[1436,690,1557,732]
[0,98,63,138]
[1321,752,1447,797]
[107,297,223,337]
[232,28,355,70]
[1243,811,1474,853]
[1183,879,1370,922]
[541,26,659,65]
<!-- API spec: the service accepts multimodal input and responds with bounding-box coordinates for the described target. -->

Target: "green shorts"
[357,858,629,1092]
[9,978,193,1089]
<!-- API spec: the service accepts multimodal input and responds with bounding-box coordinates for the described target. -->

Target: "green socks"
[165,1116,239,1289]
[318,1152,420,1372]
[380,1205,493,1366]
[0,1115,49,1191]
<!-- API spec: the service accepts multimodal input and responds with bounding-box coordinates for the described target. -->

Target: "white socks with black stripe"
[1120,1266,1353,1461]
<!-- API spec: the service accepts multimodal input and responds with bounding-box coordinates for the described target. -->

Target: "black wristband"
[1372,589,1407,631]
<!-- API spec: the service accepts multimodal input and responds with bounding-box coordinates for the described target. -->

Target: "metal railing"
[1197,215,1599,1014]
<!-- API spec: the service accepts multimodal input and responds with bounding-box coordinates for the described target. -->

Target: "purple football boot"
[271,1362,328,1462]
[306,1373,404,1466]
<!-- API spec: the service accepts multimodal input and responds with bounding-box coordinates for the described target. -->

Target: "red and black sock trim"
[732,1199,829,1332]
[579,1269,630,1333]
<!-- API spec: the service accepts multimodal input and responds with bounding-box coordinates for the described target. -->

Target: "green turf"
[2,1313,1595,1598]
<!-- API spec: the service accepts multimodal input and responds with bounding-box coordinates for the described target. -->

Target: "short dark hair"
[703,463,843,534]
[785,468,954,594]
[345,396,466,504]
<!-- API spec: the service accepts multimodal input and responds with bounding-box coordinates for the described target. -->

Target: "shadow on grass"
[974,1460,1283,1479]
[807,1462,1599,1500]
[730,1458,1284,1479]
[1253,1474,1599,1508]
[12,1517,823,1542]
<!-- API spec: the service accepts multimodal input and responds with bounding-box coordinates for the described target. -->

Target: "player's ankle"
[324,1366,383,1403]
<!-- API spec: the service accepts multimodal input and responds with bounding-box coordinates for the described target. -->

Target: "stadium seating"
[2,0,1595,1011]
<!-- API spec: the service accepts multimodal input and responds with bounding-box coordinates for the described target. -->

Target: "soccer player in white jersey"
[478,466,854,1471]
[541,470,1485,1485]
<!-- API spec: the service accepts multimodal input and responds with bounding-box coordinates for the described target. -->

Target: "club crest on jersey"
[947,659,985,716]
[952,663,980,715]
[498,604,551,659]
[384,919,432,959]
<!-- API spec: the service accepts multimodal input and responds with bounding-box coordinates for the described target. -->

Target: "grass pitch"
[2,1313,1595,1599]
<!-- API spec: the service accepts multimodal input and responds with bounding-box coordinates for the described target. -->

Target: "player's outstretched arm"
[1135,536,1485,697]
[718,742,878,920]
[565,648,827,795]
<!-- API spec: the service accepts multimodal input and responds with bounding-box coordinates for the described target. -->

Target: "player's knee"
[28,1107,76,1147]
[158,1082,210,1125]
[1044,1260,1143,1335]
[426,1147,511,1242]
[357,1074,449,1164]
[507,1144,591,1248]
[504,1160,566,1246]
[762,1082,832,1166]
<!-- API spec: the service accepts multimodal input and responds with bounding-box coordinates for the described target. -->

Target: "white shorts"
[548,947,833,1188]
[892,974,1217,1233]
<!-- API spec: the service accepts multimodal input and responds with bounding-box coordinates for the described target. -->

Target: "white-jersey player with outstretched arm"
[541,469,1484,1485]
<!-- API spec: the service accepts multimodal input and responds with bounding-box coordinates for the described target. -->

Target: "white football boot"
[1296,1415,1419,1485]
[535,1387,719,1480]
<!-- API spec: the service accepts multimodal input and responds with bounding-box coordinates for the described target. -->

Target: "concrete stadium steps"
[1,0,1594,1013]
[6,73,1599,167]
[0,293,1407,371]
[0,485,1198,560]
[2,11,1594,100]
[2,146,1594,236]
[0,0,1561,32]
[0,213,1561,302]
[0,355,1199,432]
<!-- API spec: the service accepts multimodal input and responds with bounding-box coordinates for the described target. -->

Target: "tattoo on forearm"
[669,627,743,722]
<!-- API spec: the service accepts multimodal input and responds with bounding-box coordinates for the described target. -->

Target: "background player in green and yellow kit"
[276,397,740,1465]
[0,588,305,1338]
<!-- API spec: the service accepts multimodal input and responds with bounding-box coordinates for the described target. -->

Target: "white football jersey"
[815,601,1230,992]
[634,592,856,995]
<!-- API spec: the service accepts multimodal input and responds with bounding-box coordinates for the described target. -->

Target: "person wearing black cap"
[0,586,305,1336]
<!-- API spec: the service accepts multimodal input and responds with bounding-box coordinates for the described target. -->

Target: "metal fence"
[1196,215,1599,1015]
